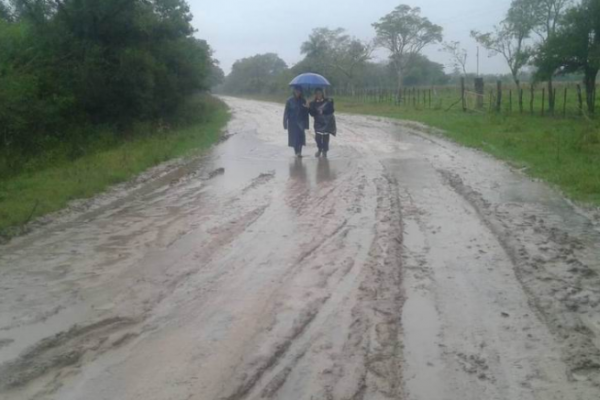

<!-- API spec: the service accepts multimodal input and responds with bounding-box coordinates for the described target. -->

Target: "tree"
[0,0,216,163]
[403,54,448,86]
[526,0,572,43]
[472,23,531,88]
[300,27,373,93]
[508,0,572,110]
[0,1,12,21]
[441,41,468,76]
[209,62,225,89]
[9,0,53,23]
[372,5,442,91]
[535,0,600,114]
[223,53,288,94]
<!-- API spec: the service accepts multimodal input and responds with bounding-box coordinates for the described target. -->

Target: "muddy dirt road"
[1,97,599,400]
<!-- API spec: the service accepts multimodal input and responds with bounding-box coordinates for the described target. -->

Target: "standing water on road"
[0,97,598,400]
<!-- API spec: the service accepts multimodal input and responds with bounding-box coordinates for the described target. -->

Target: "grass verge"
[238,93,600,207]
[338,100,600,206]
[0,95,230,237]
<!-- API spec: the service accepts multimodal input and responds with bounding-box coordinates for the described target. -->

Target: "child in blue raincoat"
[283,86,309,158]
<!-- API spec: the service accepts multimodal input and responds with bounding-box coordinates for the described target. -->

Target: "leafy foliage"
[220,53,288,94]
[534,0,600,113]
[372,5,443,89]
[299,27,373,91]
[471,22,532,87]
[0,0,217,173]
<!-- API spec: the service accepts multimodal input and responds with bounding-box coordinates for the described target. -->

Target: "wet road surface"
[0,97,599,399]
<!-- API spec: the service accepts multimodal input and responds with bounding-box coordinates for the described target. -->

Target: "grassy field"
[243,92,600,207]
[0,95,230,237]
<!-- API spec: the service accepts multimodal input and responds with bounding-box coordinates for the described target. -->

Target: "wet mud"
[0,97,598,399]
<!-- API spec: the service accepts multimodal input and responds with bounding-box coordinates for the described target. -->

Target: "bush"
[0,0,218,176]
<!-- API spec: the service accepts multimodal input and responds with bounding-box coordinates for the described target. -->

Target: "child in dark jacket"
[308,88,336,158]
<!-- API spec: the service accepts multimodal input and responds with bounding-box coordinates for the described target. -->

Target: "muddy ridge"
[0,97,598,400]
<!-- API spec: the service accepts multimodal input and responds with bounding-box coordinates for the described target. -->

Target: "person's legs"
[291,128,303,156]
[315,133,323,157]
[322,134,330,157]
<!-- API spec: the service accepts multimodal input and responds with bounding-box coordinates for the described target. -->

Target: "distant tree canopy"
[402,55,448,86]
[219,0,596,116]
[220,53,288,94]
[221,22,447,96]
[220,51,448,96]
[0,1,11,20]
[299,27,373,92]
[219,4,448,95]
[373,5,443,90]
[0,0,218,159]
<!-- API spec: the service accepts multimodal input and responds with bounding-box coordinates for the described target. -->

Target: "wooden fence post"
[496,81,502,113]
[519,88,524,114]
[541,88,546,116]
[530,85,534,115]
[429,89,432,108]
[475,78,484,110]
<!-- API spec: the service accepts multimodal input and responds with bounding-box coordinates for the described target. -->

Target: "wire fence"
[329,79,599,118]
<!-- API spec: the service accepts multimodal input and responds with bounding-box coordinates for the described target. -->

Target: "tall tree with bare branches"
[373,5,442,91]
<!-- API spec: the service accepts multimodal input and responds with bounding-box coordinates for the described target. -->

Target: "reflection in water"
[289,158,308,181]
[316,158,335,183]
[285,158,309,215]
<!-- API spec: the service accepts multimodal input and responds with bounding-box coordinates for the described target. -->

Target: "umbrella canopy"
[289,73,331,88]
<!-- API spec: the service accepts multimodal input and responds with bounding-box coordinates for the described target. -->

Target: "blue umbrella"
[289,73,331,89]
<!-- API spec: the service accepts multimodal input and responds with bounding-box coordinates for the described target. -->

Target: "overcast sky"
[190,0,513,75]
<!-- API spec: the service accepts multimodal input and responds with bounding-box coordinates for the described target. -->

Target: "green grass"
[239,93,600,206]
[0,96,230,237]
[335,99,600,206]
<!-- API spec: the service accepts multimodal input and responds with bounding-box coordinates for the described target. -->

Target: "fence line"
[328,81,599,118]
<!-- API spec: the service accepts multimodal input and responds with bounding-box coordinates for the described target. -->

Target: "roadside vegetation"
[0,96,228,236]
[337,99,600,206]
[0,0,227,236]
[221,0,599,207]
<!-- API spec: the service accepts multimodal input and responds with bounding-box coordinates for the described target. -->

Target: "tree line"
[221,1,599,114]
[220,27,449,96]
[473,0,599,114]
[0,0,223,171]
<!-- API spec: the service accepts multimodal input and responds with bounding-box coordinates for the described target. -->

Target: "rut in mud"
[0,97,598,400]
